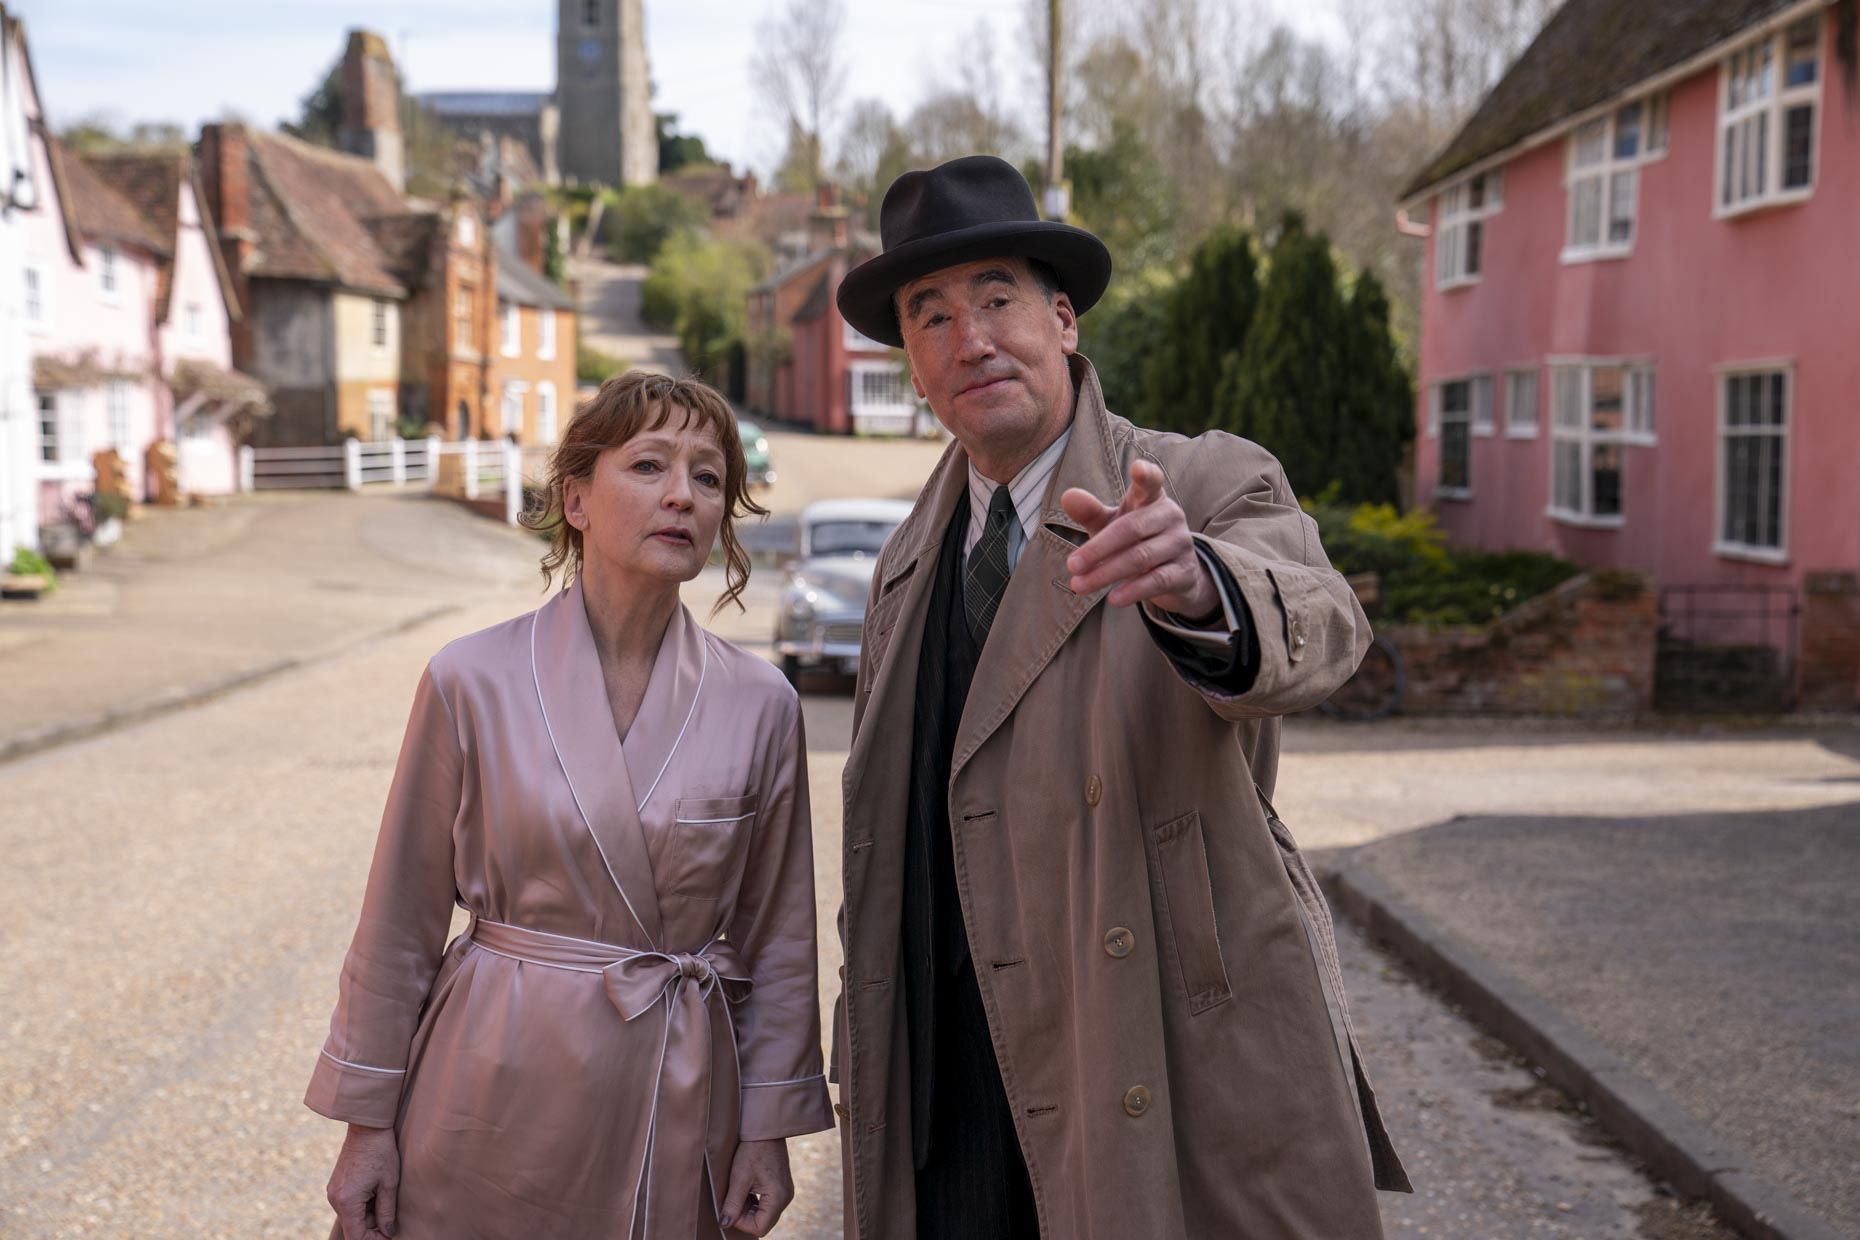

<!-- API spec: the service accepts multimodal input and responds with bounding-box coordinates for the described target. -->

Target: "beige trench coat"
[306,582,832,1239]
[832,357,1408,1239]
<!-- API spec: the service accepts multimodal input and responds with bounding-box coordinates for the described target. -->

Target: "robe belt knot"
[465,917,751,1240]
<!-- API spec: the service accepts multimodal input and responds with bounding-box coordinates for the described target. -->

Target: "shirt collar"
[967,424,1073,547]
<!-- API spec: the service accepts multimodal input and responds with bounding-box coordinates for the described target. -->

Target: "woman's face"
[563,409,728,589]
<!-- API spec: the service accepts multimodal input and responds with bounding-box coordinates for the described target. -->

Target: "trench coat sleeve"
[729,696,835,1140]
[304,662,463,1128]
[1153,439,1371,719]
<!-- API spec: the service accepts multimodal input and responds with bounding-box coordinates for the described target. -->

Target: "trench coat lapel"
[953,358,1122,776]
[842,445,969,808]
[530,579,670,947]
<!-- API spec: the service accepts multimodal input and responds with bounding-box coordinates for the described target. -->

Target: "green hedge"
[1305,496,1581,627]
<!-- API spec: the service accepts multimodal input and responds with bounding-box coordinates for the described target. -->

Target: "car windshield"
[808,520,896,557]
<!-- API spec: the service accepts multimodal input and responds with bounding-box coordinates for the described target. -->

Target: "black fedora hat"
[836,155,1112,348]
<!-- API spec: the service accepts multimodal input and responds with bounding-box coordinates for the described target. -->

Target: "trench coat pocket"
[1255,785,1412,1193]
[666,794,759,897]
[1147,810,1234,1015]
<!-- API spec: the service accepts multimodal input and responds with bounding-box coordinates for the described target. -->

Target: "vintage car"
[774,498,915,685]
[738,418,775,487]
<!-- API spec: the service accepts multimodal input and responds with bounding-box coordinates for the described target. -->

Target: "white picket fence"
[239,436,536,526]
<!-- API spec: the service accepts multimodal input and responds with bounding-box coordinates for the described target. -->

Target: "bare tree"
[751,0,848,191]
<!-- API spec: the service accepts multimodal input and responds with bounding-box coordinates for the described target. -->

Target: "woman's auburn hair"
[525,370,768,613]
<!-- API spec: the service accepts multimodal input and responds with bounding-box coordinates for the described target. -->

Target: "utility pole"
[1042,0,1068,220]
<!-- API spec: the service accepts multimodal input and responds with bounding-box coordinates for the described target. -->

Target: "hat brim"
[836,220,1112,348]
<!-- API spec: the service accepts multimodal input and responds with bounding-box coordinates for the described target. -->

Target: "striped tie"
[964,485,1016,647]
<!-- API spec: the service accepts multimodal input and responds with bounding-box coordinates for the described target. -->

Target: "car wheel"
[781,654,802,689]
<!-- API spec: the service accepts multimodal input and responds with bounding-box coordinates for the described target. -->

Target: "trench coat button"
[1290,617,1308,650]
[1123,1085,1152,1117]
[1085,774,1103,807]
[838,964,846,982]
[834,1102,849,1121]
[1103,927,1134,958]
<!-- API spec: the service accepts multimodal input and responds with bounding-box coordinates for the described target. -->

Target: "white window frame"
[367,388,395,442]
[106,380,131,450]
[535,380,558,443]
[538,308,557,360]
[371,298,390,350]
[185,301,203,339]
[23,261,44,329]
[1504,366,1541,439]
[501,379,528,432]
[1714,361,1792,564]
[1715,15,1822,217]
[1435,170,1502,291]
[848,359,911,411]
[37,390,58,463]
[457,213,476,246]
[1430,373,1489,498]
[501,301,521,357]
[98,244,120,297]
[1546,358,1656,528]
[1562,94,1667,262]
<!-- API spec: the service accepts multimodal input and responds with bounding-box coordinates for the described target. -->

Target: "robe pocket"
[666,794,759,897]
[1146,810,1234,1015]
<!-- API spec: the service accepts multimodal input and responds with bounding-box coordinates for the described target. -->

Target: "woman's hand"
[718,1137,793,1237]
[327,1123,401,1240]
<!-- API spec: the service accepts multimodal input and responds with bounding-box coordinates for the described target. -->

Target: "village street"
[10,480,1854,1237]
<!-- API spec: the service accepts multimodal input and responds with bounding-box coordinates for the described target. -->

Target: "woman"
[308,372,832,1239]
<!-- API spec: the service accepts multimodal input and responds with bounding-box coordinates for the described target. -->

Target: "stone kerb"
[1380,571,1657,715]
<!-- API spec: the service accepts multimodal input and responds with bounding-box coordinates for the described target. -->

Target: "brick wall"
[1381,572,1658,715]
[1798,572,1860,711]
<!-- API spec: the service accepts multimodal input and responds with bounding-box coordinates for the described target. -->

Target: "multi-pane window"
[37,391,58,463]
[1549,362,1655,522]
[454,287,474,352]
[1432,375,1491,495]
[186,302,203,338]
[536,381,558,443]
[99,245,119,294]
[372,298,390,348]
[1566,95,1666,258]
[1435,171,1502,289]
[501,302,521,356]
[583,0,600,28]
[106,381,130,450]
[852,364,908,408]
[501,381,526,431]
[1719,368,1788,555]
[1720,16,1820,213]
[457,214,476,246]
[23,264,42,324]
[539,309,557,360]
[1505,368,1540,438]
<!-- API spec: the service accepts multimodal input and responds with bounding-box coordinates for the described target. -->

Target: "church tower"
[556,0,656,187]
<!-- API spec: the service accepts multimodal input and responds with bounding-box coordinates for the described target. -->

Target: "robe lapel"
[953,358,1125,777]
[530,579,665,948]
[622,601,708,818]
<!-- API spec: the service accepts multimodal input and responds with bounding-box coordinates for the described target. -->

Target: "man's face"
[896,256,1078,475]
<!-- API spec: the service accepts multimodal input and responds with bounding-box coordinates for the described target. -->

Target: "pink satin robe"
[305,581,833,1239]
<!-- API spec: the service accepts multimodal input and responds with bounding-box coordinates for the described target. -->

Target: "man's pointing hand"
[1061,459,1220,621]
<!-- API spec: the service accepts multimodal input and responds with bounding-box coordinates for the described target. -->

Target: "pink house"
[1404,0,1859,683]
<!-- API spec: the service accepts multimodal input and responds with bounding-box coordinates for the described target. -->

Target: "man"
[829,155,1408,1239]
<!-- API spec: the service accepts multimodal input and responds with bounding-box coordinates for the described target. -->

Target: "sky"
[15,0,1344,177]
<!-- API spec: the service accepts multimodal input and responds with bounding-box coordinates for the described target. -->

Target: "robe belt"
[466,916,752,1240]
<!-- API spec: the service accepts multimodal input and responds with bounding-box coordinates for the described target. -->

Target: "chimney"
[198,123,255,364]
[338,29,404,192]
[516,193,548,273]
[808,181,849,253]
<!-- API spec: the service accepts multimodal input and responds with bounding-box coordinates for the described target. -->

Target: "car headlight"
[784,590,817,623]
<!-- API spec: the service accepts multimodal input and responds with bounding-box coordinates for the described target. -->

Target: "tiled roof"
[494,242,575,311]
[82,152,183,318]
[419,91,550,118]
[364,212,441,290]
[242,128,409,296]
[1402,0,1808,200]
[47,136,168,257]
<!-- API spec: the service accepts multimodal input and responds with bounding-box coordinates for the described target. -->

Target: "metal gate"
[1655,584,1800,712]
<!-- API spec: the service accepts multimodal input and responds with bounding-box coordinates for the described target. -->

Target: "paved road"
[1,489,1811,1238]
[568,255,685,376]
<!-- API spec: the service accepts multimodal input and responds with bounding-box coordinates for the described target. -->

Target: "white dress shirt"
[963,426,1241,648]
